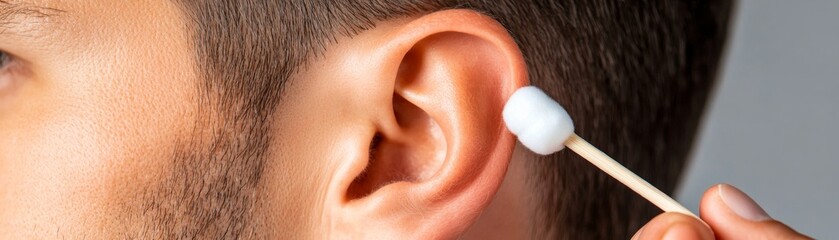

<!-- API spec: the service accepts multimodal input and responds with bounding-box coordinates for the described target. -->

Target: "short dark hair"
[143,0,733,238]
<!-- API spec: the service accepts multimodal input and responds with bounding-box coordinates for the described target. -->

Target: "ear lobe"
[331,10,527,238]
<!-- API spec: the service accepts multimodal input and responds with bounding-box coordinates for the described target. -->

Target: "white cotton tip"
[503,86,575,155]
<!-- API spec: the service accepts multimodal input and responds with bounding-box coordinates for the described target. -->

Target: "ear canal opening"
[345,93,446,201]
[346,133,382,200]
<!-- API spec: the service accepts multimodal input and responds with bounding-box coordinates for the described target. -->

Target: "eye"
[0,51,10,70]
[0,50,16,91]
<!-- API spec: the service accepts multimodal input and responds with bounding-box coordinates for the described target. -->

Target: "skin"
[0,1,532,238]
[0,0,198,237]
[0,1,809,239]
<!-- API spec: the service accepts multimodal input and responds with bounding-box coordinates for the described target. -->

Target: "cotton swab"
[503,86,697,218]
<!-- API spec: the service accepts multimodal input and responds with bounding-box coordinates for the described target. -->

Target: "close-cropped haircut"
[155,0,732,238]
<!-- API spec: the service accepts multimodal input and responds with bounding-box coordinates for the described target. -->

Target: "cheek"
[0,75,193,236]
[0,0,198,236]
[0,50,198,236]
[0,108,103,234]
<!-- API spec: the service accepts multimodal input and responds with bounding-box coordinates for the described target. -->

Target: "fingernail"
[717,184,771,221]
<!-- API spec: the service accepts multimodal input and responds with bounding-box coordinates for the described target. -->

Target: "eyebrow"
[0,0,64,32]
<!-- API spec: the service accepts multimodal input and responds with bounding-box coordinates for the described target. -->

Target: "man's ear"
[323,10,528,238]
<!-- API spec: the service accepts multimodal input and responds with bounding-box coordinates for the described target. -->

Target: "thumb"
[700,184,811,240]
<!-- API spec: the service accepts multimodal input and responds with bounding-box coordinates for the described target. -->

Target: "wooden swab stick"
[503,86,697,218]
[564,133,696,218]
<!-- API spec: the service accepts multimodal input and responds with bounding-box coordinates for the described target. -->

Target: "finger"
[699,184,812,240]
[632,212,713,240]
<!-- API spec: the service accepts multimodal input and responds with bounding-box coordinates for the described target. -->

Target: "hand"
[632,184,811,240]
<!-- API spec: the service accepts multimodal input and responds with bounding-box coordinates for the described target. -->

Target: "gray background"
[676,0,838,239]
